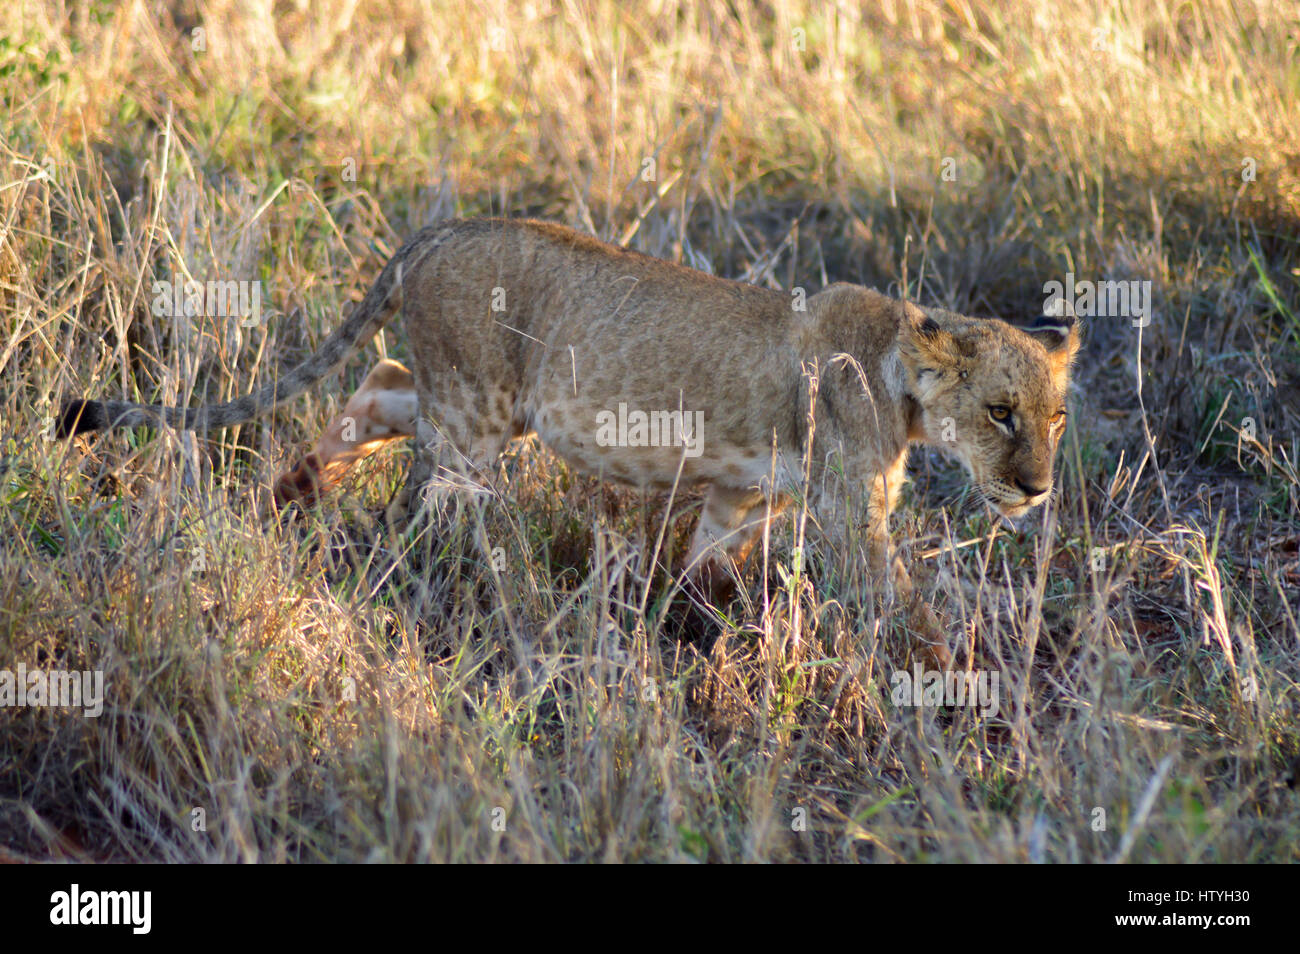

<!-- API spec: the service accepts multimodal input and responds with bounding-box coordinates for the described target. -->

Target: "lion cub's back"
[403,218,804,483]
[409,217,792,388]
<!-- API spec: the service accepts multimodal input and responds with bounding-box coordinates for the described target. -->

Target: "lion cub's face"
[898,306,1080,519]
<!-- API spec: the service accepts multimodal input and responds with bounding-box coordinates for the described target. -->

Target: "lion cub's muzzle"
[982,472,1054,517]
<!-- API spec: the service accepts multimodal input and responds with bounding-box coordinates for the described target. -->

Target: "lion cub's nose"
[1014,477,1050,499]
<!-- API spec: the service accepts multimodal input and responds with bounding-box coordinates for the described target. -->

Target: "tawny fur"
[62,217,1081,668]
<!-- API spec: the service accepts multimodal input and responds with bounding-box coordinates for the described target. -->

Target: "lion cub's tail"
[57,249,411,438]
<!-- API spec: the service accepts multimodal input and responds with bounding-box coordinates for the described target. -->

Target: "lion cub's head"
[897,304,1081,518]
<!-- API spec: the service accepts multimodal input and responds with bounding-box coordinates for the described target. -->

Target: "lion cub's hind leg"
[398,370,522,526]
[273,359,418,508]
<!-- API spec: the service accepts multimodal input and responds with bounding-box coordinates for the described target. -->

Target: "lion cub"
[60,218,1079,666]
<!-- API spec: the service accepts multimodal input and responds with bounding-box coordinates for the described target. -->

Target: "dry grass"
[1,0,1298,862]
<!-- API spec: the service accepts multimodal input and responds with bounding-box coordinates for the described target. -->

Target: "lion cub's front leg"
[680,482,950,668]
[683,485,787,606]
[864,531,952,670]
[813,463,953,670]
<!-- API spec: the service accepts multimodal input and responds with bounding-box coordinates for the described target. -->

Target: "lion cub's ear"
[1027,313,1082,383]
[897,301,961,373]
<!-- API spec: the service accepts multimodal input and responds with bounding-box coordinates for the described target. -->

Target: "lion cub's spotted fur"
[61,218,1080,666]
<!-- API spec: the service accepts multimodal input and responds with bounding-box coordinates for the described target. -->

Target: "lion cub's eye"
[988,405,1012,423]
[1051,408,1067,426]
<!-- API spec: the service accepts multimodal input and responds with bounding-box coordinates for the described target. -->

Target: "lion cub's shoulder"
[805,282,934,362]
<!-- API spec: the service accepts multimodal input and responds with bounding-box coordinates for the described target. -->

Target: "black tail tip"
[56,399,106,438]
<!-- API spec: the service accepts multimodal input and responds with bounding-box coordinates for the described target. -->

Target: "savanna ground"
[1,0,1298,863]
